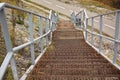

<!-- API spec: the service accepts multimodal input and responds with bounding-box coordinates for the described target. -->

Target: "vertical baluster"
[73,12,76,24]
[85,19,88,41]
[56,12,59,22]
[71,12,73,22]
[99,15,103,53]
[39,17,43,53]
[91,17,94,45]
[80,12,83,30]
[55,13,57,23]
[28,13,35,65]
[72,12,74,23]
[46,19,49,46]
[53,15,56,31]
[50,21,53,43]
[83,11,85,30]
[54,14,57,30]
[84,12,86,30]
[48,19,51,43]
[0,8,19,80]
[51,14,54,31]
[77,13,82,29]
[113,11,120,64]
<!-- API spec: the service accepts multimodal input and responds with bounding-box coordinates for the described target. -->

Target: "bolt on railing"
[71,9,120,70]
[0,3,58,80]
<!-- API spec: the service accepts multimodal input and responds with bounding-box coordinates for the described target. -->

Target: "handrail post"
[83,11,85,30]
[50,21,53,43]
[83,11,86,30]
[91,17,94,45]
[56,12,58,23]
[28,13,35,65]
[81,11,83,29]
[113,11,120,64]
[71,12,75,23]
[0,8,19,80]
[49,10,52,20]
[49,10,53,42]
[55,12,59,23]
[46,19,49,46]
[99,15,103,53]
[53,14,56,31]
[85,19,88,41]
[39,17,43,53]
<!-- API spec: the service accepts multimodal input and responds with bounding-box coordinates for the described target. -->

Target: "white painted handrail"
[0,3,58,80]
[71,9,120,70]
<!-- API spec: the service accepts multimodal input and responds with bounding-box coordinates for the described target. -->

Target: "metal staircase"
[26,21,120,80]
[0,3,120,80]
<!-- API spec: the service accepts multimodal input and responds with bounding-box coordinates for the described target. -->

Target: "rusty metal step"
[41,56,103,59]
[37,60,109,65]
[31,68,120,75]
[27,75,120,80]
[36,62,114,68]
[40,59,107,63]
[36,62,114,69]
[43,53,102,57]
[26,21,120,80]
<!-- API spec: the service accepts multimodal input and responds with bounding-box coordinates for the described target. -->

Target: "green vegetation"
[47,44,56,52]
[16,19,24,25]
[0,0,25,79]
[0,54,5,65]
[64,1,70,4]
[94,0,120,9]
[3,67,14,80]
[77,0,117,13]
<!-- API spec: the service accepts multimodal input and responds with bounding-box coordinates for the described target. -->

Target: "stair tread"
[26,21,120,80]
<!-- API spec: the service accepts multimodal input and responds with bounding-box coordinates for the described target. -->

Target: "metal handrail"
[71,9,120,70]
[0,3,58,80]
[13,30,51,52]
[87,10,120,19]
[86,29,120,43]
[75,10,84,17]
[0,3,49,20]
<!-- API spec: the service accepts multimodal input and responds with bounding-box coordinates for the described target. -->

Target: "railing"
[0,3,58,80]
[71,10,88,31]
[71,9,120,69]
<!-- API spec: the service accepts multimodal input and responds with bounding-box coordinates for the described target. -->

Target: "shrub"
[94,0,120,9]
[16,19,24,25]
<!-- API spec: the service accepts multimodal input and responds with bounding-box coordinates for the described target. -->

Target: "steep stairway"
[26,21,120,80]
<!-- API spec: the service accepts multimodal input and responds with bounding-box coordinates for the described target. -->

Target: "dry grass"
[76,0,116,13]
